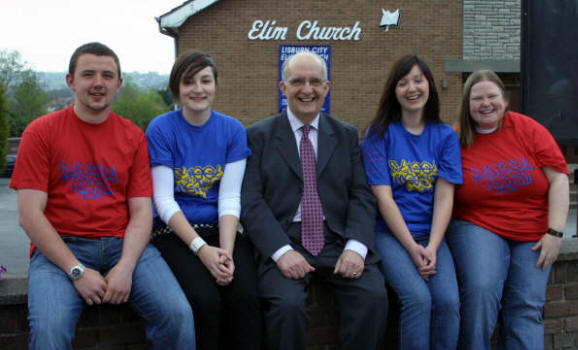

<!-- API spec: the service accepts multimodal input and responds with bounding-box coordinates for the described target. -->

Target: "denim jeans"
[376,232,460,350]
[447,219,551,350]
[27,236,195,350]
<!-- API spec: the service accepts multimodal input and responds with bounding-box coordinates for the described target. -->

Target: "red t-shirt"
[454,111,568,241]
[10,106,152,240]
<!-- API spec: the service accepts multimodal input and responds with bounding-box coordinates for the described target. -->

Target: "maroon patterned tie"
[300,125,325,256]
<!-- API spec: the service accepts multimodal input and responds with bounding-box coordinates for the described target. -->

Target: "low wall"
[1,238,577,349]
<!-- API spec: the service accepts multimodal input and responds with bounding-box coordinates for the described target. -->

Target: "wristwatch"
[67,263,85,281]
[547,228,564,238]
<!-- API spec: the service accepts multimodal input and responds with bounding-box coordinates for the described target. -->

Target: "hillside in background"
[37,71,169,91]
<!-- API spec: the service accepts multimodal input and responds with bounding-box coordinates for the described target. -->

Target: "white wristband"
[189,237,207,255]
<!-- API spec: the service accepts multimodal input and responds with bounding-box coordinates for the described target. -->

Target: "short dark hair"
[169,50,218,101]
[68,42,121,77]
[368,54,440,137]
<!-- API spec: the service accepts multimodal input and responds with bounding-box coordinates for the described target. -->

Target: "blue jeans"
[376,232,460,350]
[447,219,551,350]
[27,236,195,350]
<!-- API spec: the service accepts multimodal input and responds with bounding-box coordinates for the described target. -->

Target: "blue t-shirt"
[146,110,251,223]
[362,121,462,237]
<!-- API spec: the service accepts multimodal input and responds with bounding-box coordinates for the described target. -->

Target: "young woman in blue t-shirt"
[145,50,261,350]
[362,55,462,349]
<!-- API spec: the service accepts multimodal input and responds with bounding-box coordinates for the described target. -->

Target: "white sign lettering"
[248,20,288,40]
[248,20,362,41]
[296,21,361,41]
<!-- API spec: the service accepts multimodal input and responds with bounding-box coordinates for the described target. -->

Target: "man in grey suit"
[241,51,388,350]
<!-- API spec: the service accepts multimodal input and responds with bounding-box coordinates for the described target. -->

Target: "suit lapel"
[317,114,337,177]
[273,113,302,180]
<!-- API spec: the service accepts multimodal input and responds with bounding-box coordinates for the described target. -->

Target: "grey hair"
[281,51,328,82]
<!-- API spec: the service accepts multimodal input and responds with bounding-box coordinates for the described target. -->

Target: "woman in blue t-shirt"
[145,50,261,350]
[362,55,462,349]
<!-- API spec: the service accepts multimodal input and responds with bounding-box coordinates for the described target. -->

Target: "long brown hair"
[367,54,440,137]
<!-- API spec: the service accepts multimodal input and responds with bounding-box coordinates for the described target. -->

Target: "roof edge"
[157,0,220,33]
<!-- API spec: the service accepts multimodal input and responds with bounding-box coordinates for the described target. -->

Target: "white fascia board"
[159,0,220,30]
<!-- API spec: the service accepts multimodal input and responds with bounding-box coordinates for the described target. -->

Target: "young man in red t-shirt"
[10,42,195,350]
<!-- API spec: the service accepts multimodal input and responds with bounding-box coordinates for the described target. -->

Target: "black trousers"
[258,222,388,350]
[153,228,262,350]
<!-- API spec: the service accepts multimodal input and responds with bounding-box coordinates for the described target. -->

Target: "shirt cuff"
[345,239,368,260]
[271,245,293,262]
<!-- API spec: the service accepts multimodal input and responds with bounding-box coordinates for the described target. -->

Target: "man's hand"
[333,250,364,279]
[103,261,134,304]
[533,234,562,271]
[73,268,107,306]
[198,245,234,284]
[277,250,315,279]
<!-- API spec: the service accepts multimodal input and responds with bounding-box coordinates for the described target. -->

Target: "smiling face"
[66,53,122,120]
[395,64,430,117]
[280,54,331,124]
[179,66,216,118]
[469,80,508,130]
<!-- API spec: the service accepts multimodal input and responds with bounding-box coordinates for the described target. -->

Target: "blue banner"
[278,45,331,115]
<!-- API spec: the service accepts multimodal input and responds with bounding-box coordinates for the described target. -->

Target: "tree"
[0,49,50,137]
[0,50,25,89]
[8,70,51,136]
[112,81,170,130]
[0,81,9,173]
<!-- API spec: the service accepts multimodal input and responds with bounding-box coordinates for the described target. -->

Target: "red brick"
[550,263,567,284]
[568,261,578,282]
[176,0,463,130]
[553,332,577,349]
[566,283,578,300]
[544,334,554,350]
[547,284,564,301]
[544,300,578,318]
[544,318,564,334]
[567,316,578,332]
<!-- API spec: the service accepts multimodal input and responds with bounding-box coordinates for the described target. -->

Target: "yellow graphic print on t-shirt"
[174,165,223,199]
[389,159,438,192]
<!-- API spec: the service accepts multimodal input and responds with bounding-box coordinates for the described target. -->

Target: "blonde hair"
[458,69,508,147]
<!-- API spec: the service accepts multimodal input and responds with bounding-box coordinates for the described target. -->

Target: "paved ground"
[0,177,577,279]
[0,178,29,278]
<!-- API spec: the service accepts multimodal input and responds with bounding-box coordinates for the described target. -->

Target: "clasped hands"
[198,245,235,286]
[276,249,364,280]
[73,261,134,306]
[408,243,437,281]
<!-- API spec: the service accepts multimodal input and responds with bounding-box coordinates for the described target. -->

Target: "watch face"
[69,265,85,280]
[70,267,82,279]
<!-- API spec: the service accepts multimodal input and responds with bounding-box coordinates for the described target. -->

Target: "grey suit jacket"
[241,112,377,262]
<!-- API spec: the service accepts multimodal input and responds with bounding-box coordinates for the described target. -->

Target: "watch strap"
[547,228,564,238]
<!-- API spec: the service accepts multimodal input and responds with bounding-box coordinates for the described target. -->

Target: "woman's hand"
[197,245,234,285]
[532,234,562,271]
[408,243,436,281]
[420,245,438,280]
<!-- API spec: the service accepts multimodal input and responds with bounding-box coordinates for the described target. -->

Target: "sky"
[0,0,186,74]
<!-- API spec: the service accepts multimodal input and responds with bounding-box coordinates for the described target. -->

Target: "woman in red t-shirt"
[447,69,569,349]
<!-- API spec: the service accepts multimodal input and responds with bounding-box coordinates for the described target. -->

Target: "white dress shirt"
[271,108,368,262]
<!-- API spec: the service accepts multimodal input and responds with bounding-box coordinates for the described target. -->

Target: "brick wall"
[172,0,463,127]
[463,0,520,60]
[2,239,577,349]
